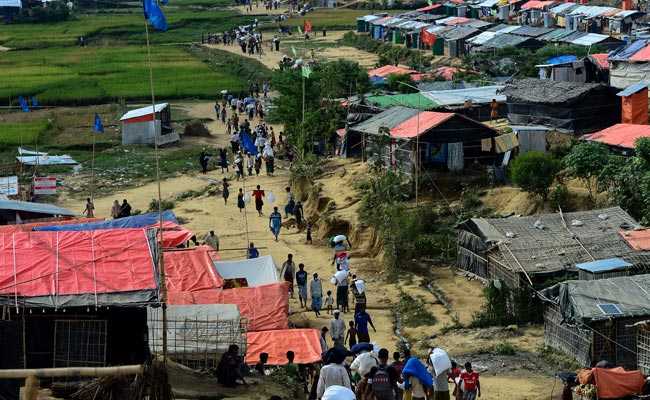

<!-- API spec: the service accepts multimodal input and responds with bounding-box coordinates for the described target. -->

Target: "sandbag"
[429,348,452,377]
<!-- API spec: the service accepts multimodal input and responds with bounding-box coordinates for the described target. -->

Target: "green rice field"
[0,120,51,145]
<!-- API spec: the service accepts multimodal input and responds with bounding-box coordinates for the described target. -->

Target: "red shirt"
[449,367,461,380]
[460,371,479,392]
[252,190,265,201]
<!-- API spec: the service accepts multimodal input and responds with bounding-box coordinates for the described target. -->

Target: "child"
[306,223,313,244]
[325,290,334,314]
[345,320,357,348]
[237,188,245,212]
[255,352,269,375]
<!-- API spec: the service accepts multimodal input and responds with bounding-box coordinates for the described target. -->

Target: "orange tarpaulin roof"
[164,246,224,293]
[417,4,442,11]
[620,229,650,250]
[168,283,290,331]
[630,44,650,61]
[584,124,650,150]
[445,17,470,25]
[593,367,645,399]
[434,66,458,81]
[159,221,195,248]
[590,53,609,70]
[521,0,556,9]
[367,65,417,78]
[390,112,455,138]
[245,329,322,365]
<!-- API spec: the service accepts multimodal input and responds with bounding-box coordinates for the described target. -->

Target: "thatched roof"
[502,79,608,104]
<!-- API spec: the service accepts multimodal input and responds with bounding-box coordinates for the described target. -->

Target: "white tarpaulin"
[0,0,22,8]
[213,255,279,287]
[0,176,18,196]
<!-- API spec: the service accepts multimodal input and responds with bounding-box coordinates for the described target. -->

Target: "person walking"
[219,148,229,173]
[310,273,323,316]
[254,154,262,175]
[354,309,377,344]
[269,206,282,241]
[247,242,259,259]
[334,270,349,313]
[234,152,244,181]
[345,321,357,349]
[199,148,209,174]
[329,310,346,348]
[222,178,230,205]
[280,254,296,298]
[83,197,95,218]
[252,185,265,216]
[459,362,480,400]
[284,186,295,218]
[237,188,245,212]
[111,200,121,219]
[296,263,309,308]
[294,200,304,227]
[203,230,219,251]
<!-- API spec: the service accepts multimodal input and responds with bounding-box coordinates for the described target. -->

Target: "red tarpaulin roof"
[434,66,458,81]
[159,221,195,248]
[164,246,223,293]
[445,17,470,25]
[630,44,650,61]
[245,329,322,365]
[0,218,104,234]
[583,123,650,150]
[620,229,650,250]
[589,53,609,69]
[367,65,417,78]
[390,112,455,138]
[521,0,556,9]
[167,282,290,332]
[417,4,442,11]
[0,229,158,307]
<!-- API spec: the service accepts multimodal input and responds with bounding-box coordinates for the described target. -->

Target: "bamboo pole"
[0,364,143,379]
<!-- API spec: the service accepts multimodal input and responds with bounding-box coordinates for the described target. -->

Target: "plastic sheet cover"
[213,255,279,287]
[168,282,290,332]
[34,210,178,231]
[0,229,158,307]
[245,328,322,365]
[0,218,102,234]
[164,246,224,293]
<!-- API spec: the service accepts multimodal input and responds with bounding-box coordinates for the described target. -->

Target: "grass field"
[0,120,51,145]
[274,9,395,30]
[1,45,268,105]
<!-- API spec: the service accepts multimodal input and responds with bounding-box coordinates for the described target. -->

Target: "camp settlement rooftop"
[458,207,650,275]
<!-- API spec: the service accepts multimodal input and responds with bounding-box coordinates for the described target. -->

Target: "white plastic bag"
[429,348,452,377]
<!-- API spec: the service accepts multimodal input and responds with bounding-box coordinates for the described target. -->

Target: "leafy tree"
[386,73,417,93]
[510,151,560,201]
[563,142,610,202]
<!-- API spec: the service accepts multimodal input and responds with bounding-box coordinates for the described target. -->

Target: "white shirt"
[330,317,345,340]
[263,145,274,158]
[255,136,266,147]
[350,352,379,377]
[317,364,351,399]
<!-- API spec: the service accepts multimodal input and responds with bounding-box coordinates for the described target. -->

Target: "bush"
[148,198,175,212]
[563,142,610,201]
[386,73,417,93]
[493,342,517,356]
[396,292,437,327]
[183,121,211,137]
[510,151,560,200]
[549,184,570,211]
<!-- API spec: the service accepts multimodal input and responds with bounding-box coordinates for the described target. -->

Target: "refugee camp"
[3,0,650,398]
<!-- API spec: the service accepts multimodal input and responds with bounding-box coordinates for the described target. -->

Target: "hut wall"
[638,327,650,375]
[578,269,629,281]
[456,230,489,277]
[487,255,520,289]
[544,305,593,366]
[592,317,645,370]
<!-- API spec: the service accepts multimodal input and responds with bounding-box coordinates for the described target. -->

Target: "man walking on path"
[83,198,95,218]
[280,254,296,298]
[330,310,345,348]
[310,273,323,316]
[296,263,308,308]
[355,309,376,343]
[269,206,282,241]
[203,230,219,251]
[252,185,265,216]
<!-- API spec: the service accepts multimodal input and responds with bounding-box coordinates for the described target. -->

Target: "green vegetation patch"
[0,120,51,145]
[397,291,437,327]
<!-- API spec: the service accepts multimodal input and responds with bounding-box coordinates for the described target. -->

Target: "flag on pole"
[143,0,168,31]
[304,20,313,33]
[18,96,30,113]
[297,25,302,35]
[301,65,312,78]
[31,97,39,108]
[93,114,104,133]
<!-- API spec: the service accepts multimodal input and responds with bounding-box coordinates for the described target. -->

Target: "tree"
[510,151,560,201]
[386,73,417,93]
[563,142,610,202]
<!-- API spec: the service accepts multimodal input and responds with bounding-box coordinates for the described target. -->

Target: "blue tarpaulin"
[617,82,649,97]
[240,132,258,155]
[575,258,632,273]
[546,55,577,65]
[34,210,178,231]
[609,39,648,61]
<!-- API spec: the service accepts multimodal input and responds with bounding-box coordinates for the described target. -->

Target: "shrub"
[396,292,437,327]
[183,121,211,136]
[493,342,517,356]
[549,184,570,211]
[563,142,610,202]
[148,198,175,212]
[510,151,560,201]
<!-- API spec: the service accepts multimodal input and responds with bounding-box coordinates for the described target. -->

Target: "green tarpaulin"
[366,93,438,110]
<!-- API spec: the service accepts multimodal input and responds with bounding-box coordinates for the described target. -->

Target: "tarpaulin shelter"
[583,123,650,153]
[617,82,649,125]
[542,275,650,369]
[0,199,76,225]
[164,246,224,294]
[0,218,102,234]
[422,85,506,121]
[575,257,632,280]
[245,328,322,365]
[168,283,290,332]
[503,78,621,133]
[16,147,78,167]
[213,255,279,288]
[609,40,650,88]
[592,367,645,399]
[148,304,246,370]
[356,15,383,32]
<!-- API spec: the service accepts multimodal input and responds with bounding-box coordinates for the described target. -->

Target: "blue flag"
[18,96,30,112]
[93,114,104,133]
[31,97,39,108]
[240,132,258,155]
[143,0,168,31]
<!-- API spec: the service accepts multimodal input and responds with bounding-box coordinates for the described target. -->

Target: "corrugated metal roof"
[390,112,455,138]
[617,82,649,96]
[609,39,649,61]
[0,199,75,216]
[537,28,575,41]
[549,2,577,14]
[120,103,168,120]
[521,0,556,10]
[465,19,493,29]
[568,5,618,17]
[558,31,587,43]
[441,25,479,40]
[423,85,506,106]
[583,123,650,149]
[570,33,613,46]
[357,15,382,22]
[467,31,497,45]
[480,33,534,49]
[425,24,455,34]
[611,10,642,18]
[385,17,406,27]
[511,25,554,37]
[349,106,420,134]
[436,16,459,24]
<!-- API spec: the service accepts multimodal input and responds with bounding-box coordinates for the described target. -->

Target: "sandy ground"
[205,30,378,70]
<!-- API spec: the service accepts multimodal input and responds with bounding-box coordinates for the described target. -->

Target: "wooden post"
[0,364,144,379]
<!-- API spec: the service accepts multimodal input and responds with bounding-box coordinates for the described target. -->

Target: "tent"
[164,246,224,294]
[213,255,279,287]
[0,229,159,308]
[0,218,102,234]
[245,329,322,365]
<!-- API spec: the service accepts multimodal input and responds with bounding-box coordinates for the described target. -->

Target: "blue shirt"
[247,247,259,259]
[296,270,308,286]
[355,312,371,334]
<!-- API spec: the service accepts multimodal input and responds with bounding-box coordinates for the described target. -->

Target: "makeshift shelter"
[542,275,650,369]
[367,65,419,86]
[639,322,650,375]
[164,246,224,294]
[356,15,383,32]
[16,147,78,167]
[576,258,632,280]
[120,103,179,145]
[472,33,543,52]
[422,85,506,121]
[345,106,419,157]
[583,123,650,155]
[213,255,279,288]
[148,304,246,370]
[365,93,438,110]
[618,82,649,125]
[510,125,551,153]
[502,78,621,133]
[0,199,75,225]
[245,329,322,365]
[0,229,159,369]
[439,25,479,57]
[456,207,650,289]
[610,40,650,89]
[536,55,609,84]
[363,109,498,173]
[0,218,101,234]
